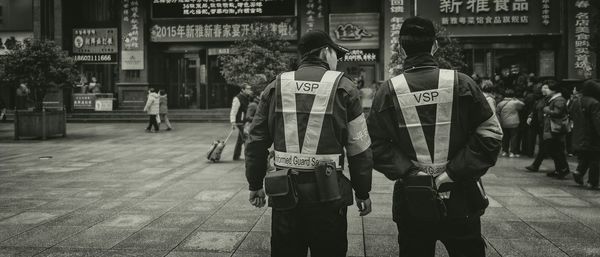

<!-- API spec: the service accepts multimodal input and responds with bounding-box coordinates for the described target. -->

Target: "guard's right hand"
[249,189,266,208]
[356,198,372,216]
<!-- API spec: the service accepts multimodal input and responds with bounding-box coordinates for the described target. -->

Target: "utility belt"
[273,151,343,170]
[411,161,448,177]
[400,175,489,222]
[264,159,351,210]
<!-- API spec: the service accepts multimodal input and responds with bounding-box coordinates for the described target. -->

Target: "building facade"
[6,0,597,110]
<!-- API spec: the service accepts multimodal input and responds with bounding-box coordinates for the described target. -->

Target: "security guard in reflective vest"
[245,30,373,257]
[367,17,503,257]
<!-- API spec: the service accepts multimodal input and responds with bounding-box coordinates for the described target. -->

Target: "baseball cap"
[399,16,436,40]
[298,30,349,58]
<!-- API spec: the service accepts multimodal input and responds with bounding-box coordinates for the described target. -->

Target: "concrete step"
[1,109,230,123]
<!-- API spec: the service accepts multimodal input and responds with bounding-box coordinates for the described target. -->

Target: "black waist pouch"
[264,168,298,211]
[403,175,447,222]
[314,160,342,202]
[466,179,489,216]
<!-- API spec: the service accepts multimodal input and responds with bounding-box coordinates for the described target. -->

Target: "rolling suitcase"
[206,129,234,162]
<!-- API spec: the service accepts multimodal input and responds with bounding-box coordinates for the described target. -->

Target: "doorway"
[165,53,208,109]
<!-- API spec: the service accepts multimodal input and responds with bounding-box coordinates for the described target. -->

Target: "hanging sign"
[121,0,145,70]
[151,0,296,18]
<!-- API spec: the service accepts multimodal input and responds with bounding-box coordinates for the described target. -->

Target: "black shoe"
[573,172,584,185]
[552,170,570,179]
[525,165,539,172]
[587,183,599,190]
[166,128,172,131]
[547,171,558,177]
[145,128,151,133]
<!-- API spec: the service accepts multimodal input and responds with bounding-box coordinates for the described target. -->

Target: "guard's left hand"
[435,172,454,199]
[543,106,551,114]
[249,189,266,208]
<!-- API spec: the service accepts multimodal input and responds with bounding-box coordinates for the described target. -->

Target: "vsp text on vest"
[295,81,323,94]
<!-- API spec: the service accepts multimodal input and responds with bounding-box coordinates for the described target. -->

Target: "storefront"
[417,0,563,79]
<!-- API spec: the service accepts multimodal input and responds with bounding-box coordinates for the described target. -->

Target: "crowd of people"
[476,67,600,190]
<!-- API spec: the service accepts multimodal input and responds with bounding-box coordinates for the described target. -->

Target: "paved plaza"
[0,123,599,257]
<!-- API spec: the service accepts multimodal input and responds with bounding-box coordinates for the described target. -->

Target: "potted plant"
[0,39,79,140]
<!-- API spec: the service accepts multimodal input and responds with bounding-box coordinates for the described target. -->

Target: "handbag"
[156,114,161,124]
[550,117,570,133]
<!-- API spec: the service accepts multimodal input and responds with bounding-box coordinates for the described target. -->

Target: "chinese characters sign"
[384,0,411,78]
[121,0,145,70]
[329,13,379,49]
[419,0,561,36]
[151,0,295,18]
[568,0,595,79]
[72,28,117,54]
[340,49,378,62]
[300,0,325,33]
[150,19,297,42]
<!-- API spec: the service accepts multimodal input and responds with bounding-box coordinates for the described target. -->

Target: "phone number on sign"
[73,54,114,62]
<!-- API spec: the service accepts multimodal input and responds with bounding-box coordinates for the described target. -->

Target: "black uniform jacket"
[367,54,503,220]
[245,57,373,200]
[570,82,600,152]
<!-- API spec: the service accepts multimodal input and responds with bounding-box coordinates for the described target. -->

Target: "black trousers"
[501,127,520,154]
[271,205,348,257]
[576,151,600,187]
[397,216,485,257]
[532,129,549,168]
[146,115,159,131]
[233,124,245,159]
[547,133,569,172]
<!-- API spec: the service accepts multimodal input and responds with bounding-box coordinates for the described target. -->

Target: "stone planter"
[14,109,67,140]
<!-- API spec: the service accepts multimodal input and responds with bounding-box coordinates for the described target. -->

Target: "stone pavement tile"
[0,211,17,220]
[178,231,247,252]
[250,215,270,232]
[146,212,209,229]
[0,211,59,225]
[528,221,600,239]
[507,206,573,222]
[234,231,270,255]
[487,238,570,257]
[101,249,169,257]
[482,220,543,239]
[485,186,528,197]
[0,199,48,211]
[556,207,600,224]
[166,251,231,257]
[78,199,135,212]
[0,247,46,257]
[45,210,116,227]
[171,201,223,214]
[481,207,520,221]
[194,189,239,202]
[122,200,180,215]
[32,198,97,212]
[364,234,398,257]
[347,234,365,257]
[199,214,260,232]
[524,187,574,197]
[347,216,363,234]
[95,214,155,229]
[0,225,85,247]
[113,228,192,250]
[363,217,397,235]
[493,195,548,207]
[486,196,502,207]
[540,196,592,207]
[35,248,107,257]
[136,168,172,175]
[550,236,600,257]
[56,226,137,249]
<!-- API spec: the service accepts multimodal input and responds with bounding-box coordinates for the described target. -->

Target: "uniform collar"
[548,93,562,102]
[298,56,330,70]
[403,53,438,72]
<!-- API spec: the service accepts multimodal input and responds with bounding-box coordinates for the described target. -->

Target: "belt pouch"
[264,168,298,210]
[314,160,342,202]
[404,175,446,222]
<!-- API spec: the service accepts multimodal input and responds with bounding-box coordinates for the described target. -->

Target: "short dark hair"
[504,89,515,97]
[149,88,156,93]
[399,16,436,56]
[400,38,434,56]
[481,80,494,93]
[159,89,166,96]
[545,80,560,92]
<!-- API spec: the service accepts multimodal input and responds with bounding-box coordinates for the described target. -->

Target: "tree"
[219,24,294,93]
[389,23,467,76]
[0,39,79,111]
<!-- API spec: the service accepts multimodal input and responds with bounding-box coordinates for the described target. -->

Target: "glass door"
[178,55,200,109]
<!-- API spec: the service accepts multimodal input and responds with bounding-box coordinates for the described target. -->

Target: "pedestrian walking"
[525,84,550,172]
[520,76,541,157]
[570,79,600,190]
[496,89,525,157]
[481,79,496,112]
[367,16,502,257]
[244,95,259,136]
[543,81,571,179]
[158,90,172,131]
[143,88,160,133]
[230,83,253,160]
[245,30,373,257]
[0,96,7,121]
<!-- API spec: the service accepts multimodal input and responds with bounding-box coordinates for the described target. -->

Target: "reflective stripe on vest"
[390,69,455,176]
[277,70,343,169]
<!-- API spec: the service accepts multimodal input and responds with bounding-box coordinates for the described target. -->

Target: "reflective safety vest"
[390,69,456,176]
[274,70,344,170]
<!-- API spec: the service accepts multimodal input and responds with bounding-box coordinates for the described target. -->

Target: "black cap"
[399,16,436,40]
[298,30,349,58]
